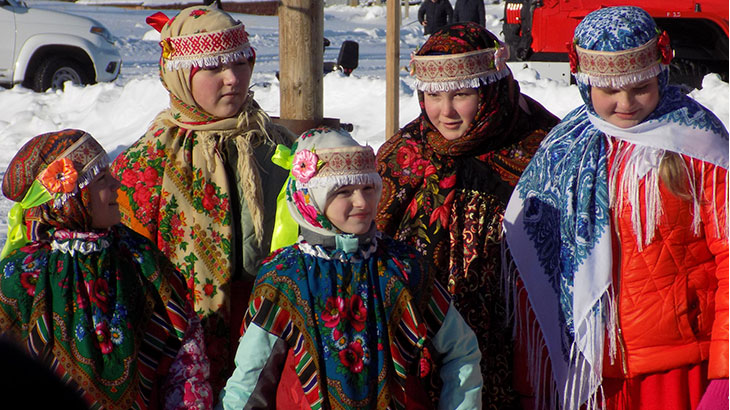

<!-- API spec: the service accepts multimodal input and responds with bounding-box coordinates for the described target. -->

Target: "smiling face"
[88,167,121,230]
[324,183,378,235]
[191,56,252,118]
[590,77,660,128]
[423,87,480,140]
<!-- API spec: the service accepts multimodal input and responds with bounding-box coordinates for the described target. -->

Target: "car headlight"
[90,26,115,44]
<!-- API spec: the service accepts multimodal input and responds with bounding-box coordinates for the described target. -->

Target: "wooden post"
[279,0,323,123]
[385,0,400,139]
[404,0,408,19]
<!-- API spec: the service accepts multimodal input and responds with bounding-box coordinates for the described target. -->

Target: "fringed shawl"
[244,233,449,409]
[0,226,189,410]
[503,85,728,410]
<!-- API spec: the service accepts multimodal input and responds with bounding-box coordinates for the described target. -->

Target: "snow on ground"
[0,1,727,244]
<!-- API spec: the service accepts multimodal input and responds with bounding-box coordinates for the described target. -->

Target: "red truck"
[503,0,729,89]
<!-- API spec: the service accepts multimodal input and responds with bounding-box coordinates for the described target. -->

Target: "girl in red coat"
[504,6,728,410]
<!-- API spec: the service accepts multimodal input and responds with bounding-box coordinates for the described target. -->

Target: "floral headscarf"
[2,129,109,256]
[279,127,381,245]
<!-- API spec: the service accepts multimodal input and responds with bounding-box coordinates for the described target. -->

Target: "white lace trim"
[297,232,380,262]
[51,236,111,255]
[165,48,254,71]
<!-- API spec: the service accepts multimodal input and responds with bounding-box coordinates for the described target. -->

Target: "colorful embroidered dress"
[503,7,728,410]
[110,6,294,394]
[376,22,558,408]
[219,127,483,409]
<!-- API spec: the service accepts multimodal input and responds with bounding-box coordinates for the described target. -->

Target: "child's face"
[423,87,480,141]
[191,56,252,118]
[88,167,121,229]
[590,77,660,128]
[324,183,378,235]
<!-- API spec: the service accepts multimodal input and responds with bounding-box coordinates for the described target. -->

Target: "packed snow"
[0,0,727,243]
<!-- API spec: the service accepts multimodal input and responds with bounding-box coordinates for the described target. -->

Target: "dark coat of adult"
[418,0,454,35]
[453,0,485,27]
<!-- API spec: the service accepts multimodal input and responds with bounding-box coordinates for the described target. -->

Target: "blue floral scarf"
[503,8,728,409]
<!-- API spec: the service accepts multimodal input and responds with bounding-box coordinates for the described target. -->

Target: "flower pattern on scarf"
[657,30,673,65]
[292,149,319,183]
[40,158,78,193]
[245,235,447,407]
[0,226,193,409]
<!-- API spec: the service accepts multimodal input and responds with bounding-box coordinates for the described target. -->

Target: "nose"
[616,90,635,110]
[441,97,457,117]
[351,190,367,208]
[111,174,121,190]
[222,66,240,86]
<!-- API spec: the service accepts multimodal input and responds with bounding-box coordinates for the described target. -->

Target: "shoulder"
[1,242,50,269]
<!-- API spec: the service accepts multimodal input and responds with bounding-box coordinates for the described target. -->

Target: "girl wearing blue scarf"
[218,127,483,409]
[503,6,727,410]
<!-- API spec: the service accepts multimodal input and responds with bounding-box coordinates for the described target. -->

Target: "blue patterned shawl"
[503,6,728,410]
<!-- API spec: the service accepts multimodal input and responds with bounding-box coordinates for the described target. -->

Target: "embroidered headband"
[1,130,109,259]
[147,11,255,71]
[570,31,673,88]
[411,46,511,92]
[36,132,109,208]
[269,127,382,248]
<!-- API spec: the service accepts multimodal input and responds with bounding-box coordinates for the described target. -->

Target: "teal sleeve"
[433,303,483,410]
[216,324,282,410]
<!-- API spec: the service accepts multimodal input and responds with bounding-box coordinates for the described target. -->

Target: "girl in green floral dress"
[0,129,211,409]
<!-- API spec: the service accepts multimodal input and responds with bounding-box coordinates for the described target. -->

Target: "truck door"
[0,1,16,83]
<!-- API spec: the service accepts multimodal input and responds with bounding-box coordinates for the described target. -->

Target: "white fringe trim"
[502,240,560,410]
[52,155,110,209]
[300,172,382,190]
[575,64,664,89]
[165,48,254,71]
[607,141,707,250]
[414,68,511,93]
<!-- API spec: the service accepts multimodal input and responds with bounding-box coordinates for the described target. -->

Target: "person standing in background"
[454,0,485,27]
[418,0,454,36]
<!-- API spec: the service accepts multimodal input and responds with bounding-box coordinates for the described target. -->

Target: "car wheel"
[32,57,90,92]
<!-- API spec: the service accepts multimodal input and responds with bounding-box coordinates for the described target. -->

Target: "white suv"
[0,0,122,91]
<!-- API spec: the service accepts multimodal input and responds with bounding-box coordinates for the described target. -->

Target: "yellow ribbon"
[269,144,300,253]
[1,180,53,260]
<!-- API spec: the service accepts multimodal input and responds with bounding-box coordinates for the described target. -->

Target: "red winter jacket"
[604,146,728,380]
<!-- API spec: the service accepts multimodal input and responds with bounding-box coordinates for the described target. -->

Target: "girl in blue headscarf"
[503,6,727,410]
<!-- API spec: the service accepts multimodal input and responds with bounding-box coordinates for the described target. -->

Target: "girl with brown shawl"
[111,6,294,396]
[375,22,558,409]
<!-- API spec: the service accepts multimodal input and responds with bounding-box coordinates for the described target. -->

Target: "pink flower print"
[291,150,319,183]
[95,321,113,354]
[88,278,111,313]
[20,271,39,297]
[322,296,346,328]
[293,191,322,228]
[349,295,367,332]
[339,341,365,373]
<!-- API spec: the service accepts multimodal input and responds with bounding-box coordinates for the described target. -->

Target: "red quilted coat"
[604,140,728,380]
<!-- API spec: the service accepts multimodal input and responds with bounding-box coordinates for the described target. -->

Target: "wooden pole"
[279,0,323,122]
[385,0,400,139]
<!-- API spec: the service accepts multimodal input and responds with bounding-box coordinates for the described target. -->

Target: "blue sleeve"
[217,324,287,410]
[432,303,483,410]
